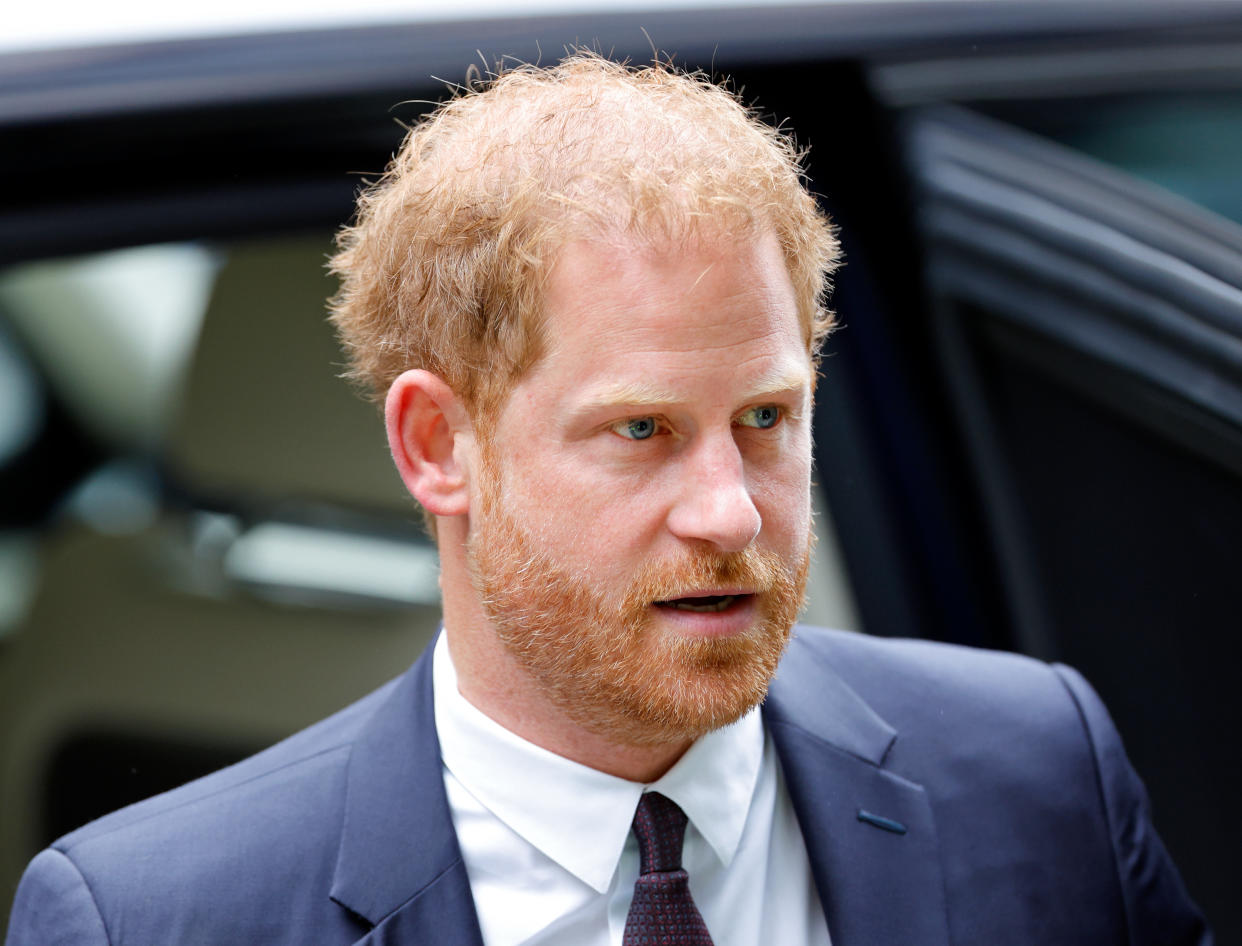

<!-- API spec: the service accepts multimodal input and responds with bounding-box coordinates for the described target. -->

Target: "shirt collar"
[432,633,764,893]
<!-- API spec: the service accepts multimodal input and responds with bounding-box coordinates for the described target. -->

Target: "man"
[6,54,1209,946]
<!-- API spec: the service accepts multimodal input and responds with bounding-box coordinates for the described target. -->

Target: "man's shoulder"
[9,675,408,945]
[774,626,1093,767]
[768,634,1210,944]
[57,674,400,857]
[782,625,1072,706]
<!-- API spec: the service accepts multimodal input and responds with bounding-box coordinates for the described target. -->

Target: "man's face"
[466,228,815,747]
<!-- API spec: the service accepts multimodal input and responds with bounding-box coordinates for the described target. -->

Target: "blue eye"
[738,405,781,429]
[614,417,658,440]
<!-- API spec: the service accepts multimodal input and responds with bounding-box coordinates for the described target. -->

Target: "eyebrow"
[577,366,812,414]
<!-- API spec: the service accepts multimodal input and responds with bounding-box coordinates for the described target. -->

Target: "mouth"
[654,592,753,613]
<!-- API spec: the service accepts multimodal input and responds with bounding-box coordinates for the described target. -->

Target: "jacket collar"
[764,627,897,764]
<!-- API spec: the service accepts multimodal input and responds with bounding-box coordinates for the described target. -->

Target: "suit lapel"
[346,871,482,946]
[329,638,485,946]
[765,632,950,946]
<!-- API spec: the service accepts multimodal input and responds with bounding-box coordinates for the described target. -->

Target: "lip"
[650,590,760,638]
[664,587,753,600]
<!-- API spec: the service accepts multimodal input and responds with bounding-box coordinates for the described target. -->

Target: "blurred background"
[2,0,1241,938]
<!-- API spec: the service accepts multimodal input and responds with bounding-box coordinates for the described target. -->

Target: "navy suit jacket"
[6,627,1211,945]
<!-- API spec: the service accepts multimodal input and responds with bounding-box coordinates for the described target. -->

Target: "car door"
[904,102,1242,940]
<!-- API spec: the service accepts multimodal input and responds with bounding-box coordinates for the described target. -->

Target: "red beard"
[467,469,810,747]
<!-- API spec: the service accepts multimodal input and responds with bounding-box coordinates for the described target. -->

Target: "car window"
[0,244,220,452]
[980,92,1242,225]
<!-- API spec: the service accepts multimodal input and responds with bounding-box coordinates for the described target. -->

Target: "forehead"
[526,229,810,400]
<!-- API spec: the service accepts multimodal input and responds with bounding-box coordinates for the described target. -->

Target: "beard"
[466,462,811,748]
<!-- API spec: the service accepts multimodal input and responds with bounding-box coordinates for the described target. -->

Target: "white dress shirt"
[432,634,832,946]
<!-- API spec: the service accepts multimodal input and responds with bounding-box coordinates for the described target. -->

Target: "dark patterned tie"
[622,791,716,945]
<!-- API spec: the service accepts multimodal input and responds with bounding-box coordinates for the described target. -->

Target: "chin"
[568,614,794,748]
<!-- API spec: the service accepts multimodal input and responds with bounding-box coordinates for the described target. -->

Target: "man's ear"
[385,370,473,517]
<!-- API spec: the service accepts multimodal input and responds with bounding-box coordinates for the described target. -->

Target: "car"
[2,1,1240,937]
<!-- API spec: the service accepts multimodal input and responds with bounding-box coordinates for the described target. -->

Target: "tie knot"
[631,791,689,874]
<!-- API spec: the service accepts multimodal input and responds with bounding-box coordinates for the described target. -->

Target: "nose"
[665,434,761,552]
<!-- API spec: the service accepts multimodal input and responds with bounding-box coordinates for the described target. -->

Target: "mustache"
[624,546,791,605]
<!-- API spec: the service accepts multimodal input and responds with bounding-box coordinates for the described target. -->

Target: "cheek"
[754,452,813,541]
[759,480,811,538]
[491,447,653,557]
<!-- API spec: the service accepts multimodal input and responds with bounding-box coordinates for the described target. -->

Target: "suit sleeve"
[5,849,111,946]
[1053,664,1213,946]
